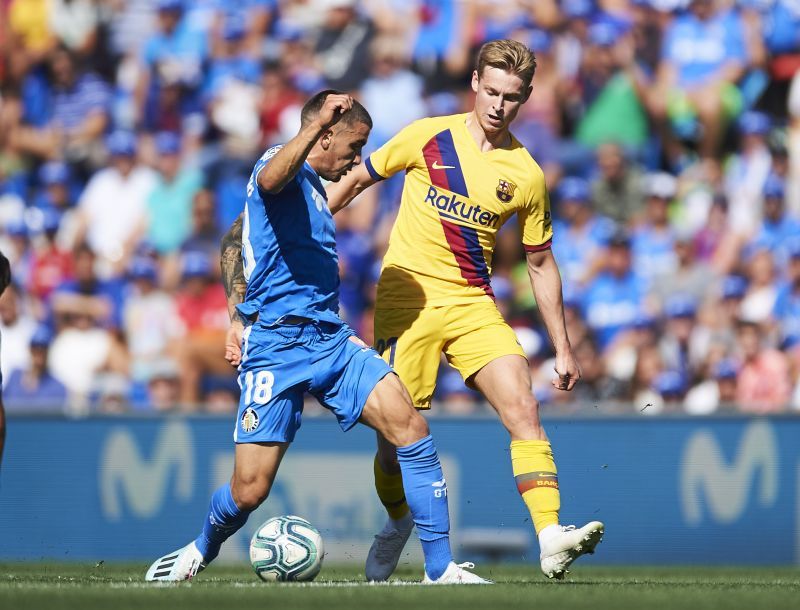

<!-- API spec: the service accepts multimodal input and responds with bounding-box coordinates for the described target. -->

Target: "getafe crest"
[496,179,517,203]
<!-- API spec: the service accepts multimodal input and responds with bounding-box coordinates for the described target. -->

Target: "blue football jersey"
[237,145,341,325]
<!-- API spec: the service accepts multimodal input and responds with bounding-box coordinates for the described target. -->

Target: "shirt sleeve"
[249,145,300,201]
[518,173,553,252]
[364,119,429,181]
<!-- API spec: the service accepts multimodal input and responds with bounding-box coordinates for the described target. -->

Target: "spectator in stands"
[179,189,222,258]
[693,194,733,267]
[313,0,375,91]
[92,373,131,414]
[172,251,231,408]
[51,243,124,330]
[630,344,664,410]
[202,376,239,414]
[205,15,263,154]
[360,35,426,147]
[746,175,800,267]
[144,131,203,255]
[659,294,701,380]
[145,358,182,413]
[590,142,645,225]
[650,230,712,304]
[10,45,110,162]
[435,367,482,415]
[631,172,679,285]
[649,370,688,414]
[566,336,619,405]
[684,358,739,415]
[651,0,748,162]
[7,0,54,61]
[735,318,792,411]
[123,257,181,382]
[773,238,800,348]
[0,282,36,384]
[48,284,129,413]
[740,248,779,323]
[48,0,100,58]
[27,208,73,304]
[259,62,304,147]
[2,219,32,286]
[582,230,646,351]
[725,111,774,232]
[574,17,650,152]
[72,131,158,276]
[3,324,67,412]
[135,0,207,136]
[551,177,614,288]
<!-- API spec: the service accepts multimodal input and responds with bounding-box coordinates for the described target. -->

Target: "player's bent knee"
[393,408,429,447]
[500,394,542,436]
[231,478,272,511]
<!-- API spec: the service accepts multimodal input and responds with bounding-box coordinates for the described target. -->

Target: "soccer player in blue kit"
[145,91,488,584]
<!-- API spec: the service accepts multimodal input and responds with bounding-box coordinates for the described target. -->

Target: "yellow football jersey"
[365,113,553,308]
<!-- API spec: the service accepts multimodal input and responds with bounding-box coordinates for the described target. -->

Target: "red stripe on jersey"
[423,136,451,192]
[524,238,553,253]
[440,218,495,298]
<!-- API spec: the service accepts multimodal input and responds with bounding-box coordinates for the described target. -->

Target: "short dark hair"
[300,89,372,130]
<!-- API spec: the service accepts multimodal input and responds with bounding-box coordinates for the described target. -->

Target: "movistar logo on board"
[424,185,500,228]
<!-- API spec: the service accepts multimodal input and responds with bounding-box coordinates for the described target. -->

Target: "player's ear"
[471,70,479,93]
[319,129,334,150]
[522,84,533,103]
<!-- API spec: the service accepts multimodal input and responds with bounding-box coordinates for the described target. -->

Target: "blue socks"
[194,484,250,563]
[396,435,453,580]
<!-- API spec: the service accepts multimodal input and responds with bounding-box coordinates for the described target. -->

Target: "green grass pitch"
[1,563,799,610]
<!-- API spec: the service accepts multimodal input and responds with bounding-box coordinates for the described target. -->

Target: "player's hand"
[552,349,581,392]
[225,319,244,367]
[315,94,353,131]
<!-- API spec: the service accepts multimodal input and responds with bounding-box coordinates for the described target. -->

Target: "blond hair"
[476,39,537,88]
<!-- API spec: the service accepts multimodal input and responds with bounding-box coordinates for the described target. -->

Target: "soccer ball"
[249,515,324,582]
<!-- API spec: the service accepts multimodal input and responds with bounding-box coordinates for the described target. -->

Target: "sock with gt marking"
[395,435,452,581]
[511,440,561,534]
[194,483,251,563]
[373,455,410,522]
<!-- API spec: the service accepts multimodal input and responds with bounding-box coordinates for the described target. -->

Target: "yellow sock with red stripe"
[511,440,560,534]
[373,456,410,521]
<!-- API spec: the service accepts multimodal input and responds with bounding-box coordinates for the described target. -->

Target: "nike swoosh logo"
[431,161,455,170]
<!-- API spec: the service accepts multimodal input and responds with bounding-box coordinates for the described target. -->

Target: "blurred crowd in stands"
[1,0,799,416]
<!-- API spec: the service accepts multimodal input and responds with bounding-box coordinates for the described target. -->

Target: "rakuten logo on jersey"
[424,185,500,228]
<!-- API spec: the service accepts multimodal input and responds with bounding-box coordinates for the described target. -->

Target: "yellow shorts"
[373,301,526,409]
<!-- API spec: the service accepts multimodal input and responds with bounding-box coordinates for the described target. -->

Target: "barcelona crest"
[496,179,517,203]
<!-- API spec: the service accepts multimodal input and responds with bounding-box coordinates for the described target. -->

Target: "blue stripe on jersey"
[456,223,491,285]
[434,130,469,198]
[237,146,342,325]
[364,157,385,181]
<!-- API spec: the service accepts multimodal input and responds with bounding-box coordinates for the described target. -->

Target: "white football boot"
[365,514,414,582]
[539,521,604,580]
[422,562,493,585]
[145,542,206,582]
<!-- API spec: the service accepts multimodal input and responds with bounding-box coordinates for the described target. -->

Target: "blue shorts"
[234,320,392,443]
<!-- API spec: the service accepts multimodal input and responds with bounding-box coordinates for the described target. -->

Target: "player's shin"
[194,483,252,563]
[373,455,410,522]
[395,435,453,580]
[511,440,561,535]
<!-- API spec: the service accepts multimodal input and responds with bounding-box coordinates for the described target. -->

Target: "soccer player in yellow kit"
[327,39,603,581]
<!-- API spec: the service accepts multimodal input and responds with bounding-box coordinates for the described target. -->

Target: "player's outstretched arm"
[220,215,246,366]
[526,249,581,392]
[258,93,354,194]
[327,163,379,215]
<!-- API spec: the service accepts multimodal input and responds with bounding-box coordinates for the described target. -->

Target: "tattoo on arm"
[220,214,247,321]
